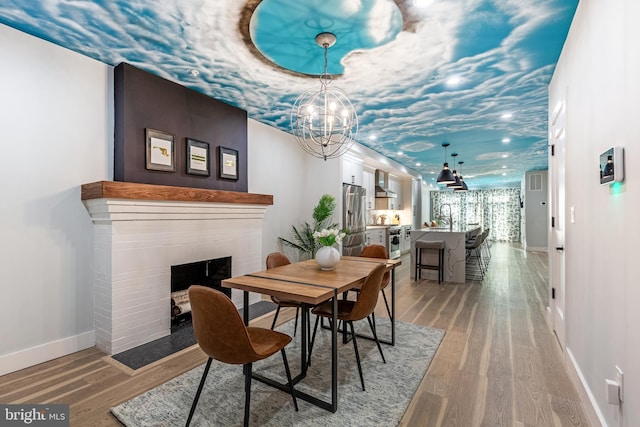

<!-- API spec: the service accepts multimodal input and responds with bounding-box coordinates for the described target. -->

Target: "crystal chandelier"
[291,33,358,160]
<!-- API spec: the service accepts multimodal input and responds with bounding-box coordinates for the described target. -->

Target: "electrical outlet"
[616,365,624,402]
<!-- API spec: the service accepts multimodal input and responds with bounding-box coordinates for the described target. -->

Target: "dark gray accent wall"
[114,63,248,192]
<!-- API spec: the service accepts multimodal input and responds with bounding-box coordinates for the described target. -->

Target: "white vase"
[315,246,341,270]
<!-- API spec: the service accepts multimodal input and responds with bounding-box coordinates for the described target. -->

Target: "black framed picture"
[186,138,210,176]
[145,128,176,172]
[218,146,239,180]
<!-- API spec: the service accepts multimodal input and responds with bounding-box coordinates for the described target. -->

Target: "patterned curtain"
[430,188,521,242]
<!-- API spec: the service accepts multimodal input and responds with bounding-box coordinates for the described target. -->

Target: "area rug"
[111,319,444,426]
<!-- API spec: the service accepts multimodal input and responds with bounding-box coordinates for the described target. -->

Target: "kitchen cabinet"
[365,227,387,247]
[389,176,403,210]
[363,168,375,210]
[341,155,363,186]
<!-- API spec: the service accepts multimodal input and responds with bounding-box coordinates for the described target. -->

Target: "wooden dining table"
[222,255,401,413]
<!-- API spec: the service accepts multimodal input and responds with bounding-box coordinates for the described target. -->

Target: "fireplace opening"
[170,256,231,329]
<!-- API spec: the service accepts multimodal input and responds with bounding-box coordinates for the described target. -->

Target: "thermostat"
[599,146,624,185]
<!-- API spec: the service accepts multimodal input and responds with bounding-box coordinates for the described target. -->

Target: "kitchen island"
[411,225,482,283]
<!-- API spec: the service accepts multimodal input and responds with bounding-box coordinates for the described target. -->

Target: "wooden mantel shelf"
[81,181,273,205]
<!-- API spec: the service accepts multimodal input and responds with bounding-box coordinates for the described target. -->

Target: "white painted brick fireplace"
[82,182,272,355]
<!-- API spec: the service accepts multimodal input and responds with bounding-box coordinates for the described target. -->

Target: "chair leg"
[348,321,365,391]
[281,349,298,411]
[381,289,392,319]
[244,362,252,427]
[270,306,281,330]
[305,309,313,367]
[185,357,212,427]
[367,315,386,363]
[308,314,321,367]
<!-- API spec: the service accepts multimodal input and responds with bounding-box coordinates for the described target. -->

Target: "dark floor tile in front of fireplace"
[111,301,277,370]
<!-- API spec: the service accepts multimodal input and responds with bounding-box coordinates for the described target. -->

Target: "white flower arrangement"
[313,228,346,247]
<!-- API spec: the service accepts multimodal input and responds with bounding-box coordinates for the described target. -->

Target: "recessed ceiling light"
[502,138,511,143]
[369,135,377,140]
[502,165,507,169]
[502,172,507,176]
[501,112,513,119]
[190,69,200,77]
[502,154,508,158]
[416,162,421,166]
[446,75,462,86]
[397,151,404,156]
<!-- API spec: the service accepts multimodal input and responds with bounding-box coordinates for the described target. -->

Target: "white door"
[549,97,566,351]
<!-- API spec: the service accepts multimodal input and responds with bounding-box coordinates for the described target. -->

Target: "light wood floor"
[0,243,589,426]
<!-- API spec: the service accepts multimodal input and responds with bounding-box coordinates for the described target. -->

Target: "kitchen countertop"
[366,224,407,228]
[415,225,481,233]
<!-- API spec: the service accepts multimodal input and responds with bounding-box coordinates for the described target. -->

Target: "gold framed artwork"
[145,128,175,172]
[186,138,210,176]
[218,146,239,180]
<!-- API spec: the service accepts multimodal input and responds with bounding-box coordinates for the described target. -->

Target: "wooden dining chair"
[186,285,298,427]
[308,263,387,391]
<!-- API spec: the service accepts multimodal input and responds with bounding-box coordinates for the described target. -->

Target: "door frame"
[548,95,567,352]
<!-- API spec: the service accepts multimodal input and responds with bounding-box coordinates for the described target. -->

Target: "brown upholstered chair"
[357,244,392,318]
[186,285,297,427]
[308,263,386,391]
[266,252,304,334]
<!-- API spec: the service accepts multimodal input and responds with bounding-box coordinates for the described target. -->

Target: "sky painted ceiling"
[0,0,578,188]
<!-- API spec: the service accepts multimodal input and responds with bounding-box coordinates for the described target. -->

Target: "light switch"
[605,379,620,405]
[570,206,575,223]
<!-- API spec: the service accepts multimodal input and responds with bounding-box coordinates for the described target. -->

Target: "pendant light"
[447,153,463,189]
[454,161,469,192]
[291,32,358,161]
[436,143,456,184]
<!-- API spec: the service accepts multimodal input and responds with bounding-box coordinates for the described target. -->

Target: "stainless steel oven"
[388,226,402,259]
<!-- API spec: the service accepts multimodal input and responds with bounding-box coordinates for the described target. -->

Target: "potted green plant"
[279,194,339,260]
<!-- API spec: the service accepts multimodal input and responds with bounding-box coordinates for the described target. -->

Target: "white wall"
[248,120,312,261]
[549,0,640,425]
[0,24,111,374]
[248,119,345,262]
[0,24,358,374]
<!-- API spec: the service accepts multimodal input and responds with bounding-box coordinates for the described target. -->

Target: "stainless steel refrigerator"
[342,183,366,256]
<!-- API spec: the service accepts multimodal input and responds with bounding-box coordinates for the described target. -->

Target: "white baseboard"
[0,330,95,376]
[526,246,548,252]
[566,347,607,427]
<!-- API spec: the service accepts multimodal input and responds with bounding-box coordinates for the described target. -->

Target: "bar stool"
[415,240,445,283]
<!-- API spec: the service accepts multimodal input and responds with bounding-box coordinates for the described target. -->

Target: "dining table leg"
[331,290,338,412]
[300,304,308,376]
[390,268,396,346]
[243,290,250,325]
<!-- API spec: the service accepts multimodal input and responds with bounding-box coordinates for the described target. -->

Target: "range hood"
[375,169,397,198]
